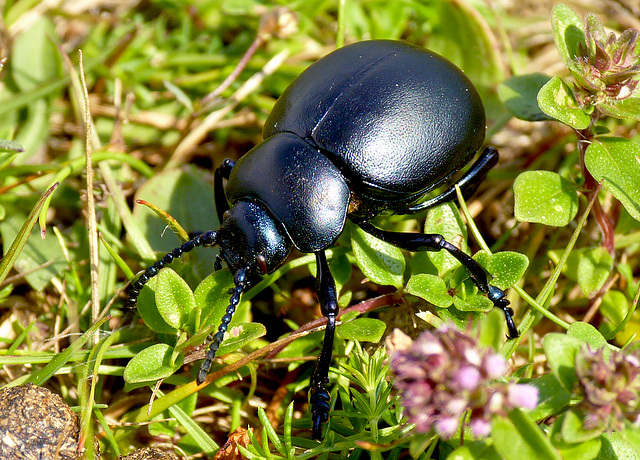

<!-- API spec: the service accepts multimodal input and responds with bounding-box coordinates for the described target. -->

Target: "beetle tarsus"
[310,385,331,440]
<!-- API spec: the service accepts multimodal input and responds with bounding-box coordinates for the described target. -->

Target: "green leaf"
[11,16,60,92]
[0,139,24,153]
[474,251,529,289]
[406,273,453,308]
[424,202,468,275]
[498,74,554,121]
[150,268,196,330]
[124,343,184,384]
[523,373,572,421]
[493,409,561,460]
[584,138,640,221]
[216,322,266,357]
[351,225,405,289]
[133,168,218,277]
[543,333,584,392]
[598,431,640,460]
[336,318,386,342]
[513,170,579,226]
[453,290,493,312]
[194,269,236,332]
[550,4,586,74]
[600,290,628,327]
[0,184,59,287]
[567,322,608,350]
[562,408,605,443]
[0,207,66,291]
[537,76,591,129]
[598,97,640,121]
[137,282,179,335]
[549,415,602,459]
[577,248,613,298]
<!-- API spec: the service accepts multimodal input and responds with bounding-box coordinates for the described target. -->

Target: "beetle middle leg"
[356,220,518,339]
[309,250,338,440]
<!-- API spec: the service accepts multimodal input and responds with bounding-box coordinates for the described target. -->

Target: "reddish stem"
[577,128,616,255]
[265,292,403,359]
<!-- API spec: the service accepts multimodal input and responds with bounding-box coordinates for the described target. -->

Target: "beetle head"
[217,200,292,276]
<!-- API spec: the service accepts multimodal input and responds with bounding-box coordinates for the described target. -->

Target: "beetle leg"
[356,220,519,339]
[404,147,499,214]
[214,158,236,223]
[310,250,338,440]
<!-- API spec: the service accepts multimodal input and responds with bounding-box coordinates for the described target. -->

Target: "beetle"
[125,39,518,439]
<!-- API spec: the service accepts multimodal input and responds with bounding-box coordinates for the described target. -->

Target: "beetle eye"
[256,255,268,274]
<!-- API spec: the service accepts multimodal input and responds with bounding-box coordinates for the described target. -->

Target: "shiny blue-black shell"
[225,40,486,253]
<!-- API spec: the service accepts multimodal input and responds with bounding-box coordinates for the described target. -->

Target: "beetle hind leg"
[404,147,499,214]
[356,220,519,339]
[309,250,339,439]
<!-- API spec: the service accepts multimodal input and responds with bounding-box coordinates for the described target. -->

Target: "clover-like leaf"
[351,225,405,289]
[577,247,613,298]
[542,333,585,392]
[124,343,184,384]
[336,318,386,342]
[550,4,586,74]
[498,73,554,122]
[424,202,468,275]
[149,267,196,330]
[474,251,530,290]
[514,170,579,226]
[585,137,640,221]
[406,273,453,308]
[216,322,266,357]
[537,76,591,129]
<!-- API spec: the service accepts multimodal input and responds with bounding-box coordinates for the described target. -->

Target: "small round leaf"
[152,268,196,330]
[336,318,386,342]
[351,225,405,289]
[537,76,591,129]
[514,170,579,226]
[585,138,640,221]
[124,343,184,384]
[424,202,468,275]
[406,273,453,308]
[498,74,554,122]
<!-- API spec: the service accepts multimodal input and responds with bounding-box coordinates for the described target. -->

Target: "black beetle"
[126,40,518,439]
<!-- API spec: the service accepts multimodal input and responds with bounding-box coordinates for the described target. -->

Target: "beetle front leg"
[356,220,519,339]
[310,250,338,439]
[214,158,235,224]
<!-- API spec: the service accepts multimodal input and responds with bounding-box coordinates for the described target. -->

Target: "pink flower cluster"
[389,327,537,439]
[575,345,640,431]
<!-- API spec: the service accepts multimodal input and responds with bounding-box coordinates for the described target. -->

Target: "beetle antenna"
[125,230,218,310]
[196,267,248,385]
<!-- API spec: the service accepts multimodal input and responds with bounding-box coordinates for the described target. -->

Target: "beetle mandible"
[126,40,518,439]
